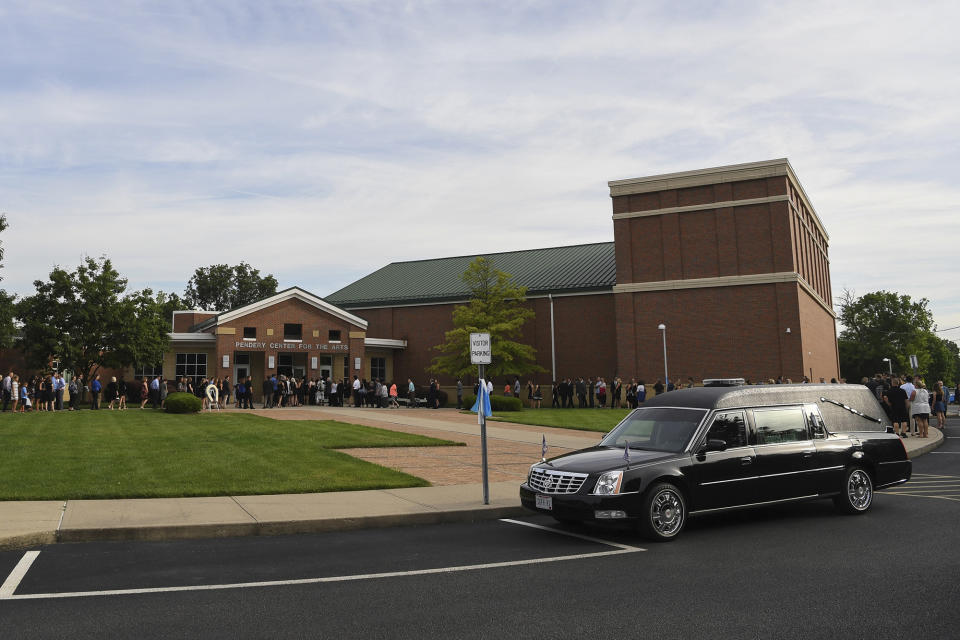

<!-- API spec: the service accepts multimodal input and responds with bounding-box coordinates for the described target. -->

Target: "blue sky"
[2,0,958,339]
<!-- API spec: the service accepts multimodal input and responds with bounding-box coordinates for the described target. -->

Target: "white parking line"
[0,522,643,601]
[0,551,40,598]
[499,518,645,551]
[884,492,960,502]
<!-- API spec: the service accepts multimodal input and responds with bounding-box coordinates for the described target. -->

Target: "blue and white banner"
[472,378,492,424]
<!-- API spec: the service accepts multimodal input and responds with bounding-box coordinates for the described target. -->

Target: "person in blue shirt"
[90,374,102,410]
[53,373,66,411]
[150,376,160,409]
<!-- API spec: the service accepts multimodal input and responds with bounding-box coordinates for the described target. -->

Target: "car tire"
[636,482,686,542]
[834,466,873,514]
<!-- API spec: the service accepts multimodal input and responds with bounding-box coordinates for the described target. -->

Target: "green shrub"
[164,392,202,414]
[461,393,523,412]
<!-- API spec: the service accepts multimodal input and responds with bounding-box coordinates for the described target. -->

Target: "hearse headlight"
[593,471,623,495]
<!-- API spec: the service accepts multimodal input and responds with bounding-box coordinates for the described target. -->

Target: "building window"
[328,329,341,343]
[235,353,250,366]
[371,357,386,381]
[343,356,349,380]
[243,327,256,340]
[284,323,302,341]
[137,364,163,378]
[175,353,207,385]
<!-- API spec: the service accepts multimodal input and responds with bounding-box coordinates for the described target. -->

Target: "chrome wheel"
[846,469,873,511]
[649,487,684,538]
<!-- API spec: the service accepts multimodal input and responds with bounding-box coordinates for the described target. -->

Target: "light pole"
[882,357,892,376]
[658,323,668,389]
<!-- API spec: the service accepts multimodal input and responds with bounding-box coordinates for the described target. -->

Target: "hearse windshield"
[601,407,708,453]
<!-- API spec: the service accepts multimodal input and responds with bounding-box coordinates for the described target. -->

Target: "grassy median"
[0,411,462,500]
[486,407,632,432]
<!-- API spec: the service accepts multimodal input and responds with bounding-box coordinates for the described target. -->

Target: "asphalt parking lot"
[1,518,641,600]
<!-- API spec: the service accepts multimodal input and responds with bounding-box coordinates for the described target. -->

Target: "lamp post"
[658,323,668,389]
[882,357,892,376]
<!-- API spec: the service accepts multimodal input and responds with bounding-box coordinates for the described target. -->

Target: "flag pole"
[479,363,489,505]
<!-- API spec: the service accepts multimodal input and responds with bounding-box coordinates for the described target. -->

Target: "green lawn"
[0,411,462,500]
[485,407,631,432]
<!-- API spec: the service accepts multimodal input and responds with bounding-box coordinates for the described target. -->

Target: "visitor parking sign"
[470,332,492,365]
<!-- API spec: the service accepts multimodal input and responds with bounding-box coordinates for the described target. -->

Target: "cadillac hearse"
[520,384,911,541]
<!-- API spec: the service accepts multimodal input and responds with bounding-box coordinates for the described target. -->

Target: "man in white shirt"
[352,375,361,407]
[901,376,917,434]
[2,371,11,411]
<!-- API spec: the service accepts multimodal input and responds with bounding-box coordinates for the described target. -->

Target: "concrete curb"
[4,505,528,550]
[906,426,945,459]
[0,531,58,552]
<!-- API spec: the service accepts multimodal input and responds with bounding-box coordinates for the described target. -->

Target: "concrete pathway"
[0,408,949,551]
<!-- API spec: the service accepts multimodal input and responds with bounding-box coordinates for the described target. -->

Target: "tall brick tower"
[609,159,839,383]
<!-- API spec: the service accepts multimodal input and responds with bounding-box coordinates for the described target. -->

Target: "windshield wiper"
[819,397,883,424]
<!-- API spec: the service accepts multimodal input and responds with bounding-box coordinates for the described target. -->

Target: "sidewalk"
[0,408,950,551]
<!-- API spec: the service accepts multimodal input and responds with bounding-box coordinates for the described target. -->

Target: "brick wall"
[351,292,617,387]
[611,165,838,384]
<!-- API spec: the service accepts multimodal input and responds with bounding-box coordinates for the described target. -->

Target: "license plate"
[536,494,552,510]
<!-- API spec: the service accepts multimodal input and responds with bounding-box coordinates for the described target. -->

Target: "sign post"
[470,332,492,505]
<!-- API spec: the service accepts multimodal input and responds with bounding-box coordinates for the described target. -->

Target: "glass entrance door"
[234,353,250,384]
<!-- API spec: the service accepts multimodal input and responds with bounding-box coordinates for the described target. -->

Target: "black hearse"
[520,384,911,541]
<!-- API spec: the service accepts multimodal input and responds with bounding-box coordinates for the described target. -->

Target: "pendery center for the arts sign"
[233,341,350,351]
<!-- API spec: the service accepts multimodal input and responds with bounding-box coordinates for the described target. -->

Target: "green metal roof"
[326,242,616,308]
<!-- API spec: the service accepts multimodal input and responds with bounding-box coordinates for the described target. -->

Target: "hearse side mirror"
[703,439,727,452]
[885,426,895,434]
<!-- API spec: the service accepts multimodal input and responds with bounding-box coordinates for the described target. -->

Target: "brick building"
[325,159,840,387]
[107,158,837,395]
[152,288,405,401]
[608,158,838,384]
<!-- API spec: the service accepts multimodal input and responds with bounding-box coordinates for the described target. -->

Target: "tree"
[184,262,278,311]
[157,290,189,330]
[837,289,956,383]
[429,257,544,379]
[0,213,15,349]
[15,257,170,381]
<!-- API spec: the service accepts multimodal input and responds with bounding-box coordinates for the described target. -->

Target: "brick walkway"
[233,406,600,486]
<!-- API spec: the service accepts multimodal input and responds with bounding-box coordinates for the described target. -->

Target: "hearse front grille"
[529,469,588,494]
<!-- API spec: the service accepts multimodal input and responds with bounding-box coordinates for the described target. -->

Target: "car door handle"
[740,456,754,465]
[802,449,815,458]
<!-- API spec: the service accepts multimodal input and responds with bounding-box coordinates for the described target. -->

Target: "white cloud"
[1,0,959,331]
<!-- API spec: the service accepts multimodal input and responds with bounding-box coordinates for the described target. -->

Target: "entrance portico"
[155,288,405,403]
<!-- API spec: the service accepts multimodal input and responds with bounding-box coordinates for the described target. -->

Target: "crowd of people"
[3,368,958,418]
[0,371,175,412]
[479,376,687,409]
[866,373,954,438]
[209,374,441,411]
